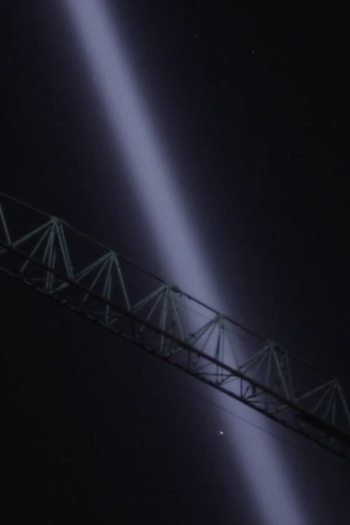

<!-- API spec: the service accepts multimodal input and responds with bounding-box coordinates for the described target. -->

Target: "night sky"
[3,2,350,524]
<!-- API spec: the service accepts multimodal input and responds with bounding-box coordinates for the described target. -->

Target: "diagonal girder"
[1,190,349,460]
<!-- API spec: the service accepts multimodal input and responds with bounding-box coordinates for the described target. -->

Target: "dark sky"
[3,1,350,524]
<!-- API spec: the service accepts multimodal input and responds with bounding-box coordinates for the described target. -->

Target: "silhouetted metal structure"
[1,191,349,459]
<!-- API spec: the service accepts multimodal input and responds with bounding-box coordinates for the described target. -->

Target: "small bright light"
[219,431,224,435]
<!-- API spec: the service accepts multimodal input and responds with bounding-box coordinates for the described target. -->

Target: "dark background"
[2,1,349,523]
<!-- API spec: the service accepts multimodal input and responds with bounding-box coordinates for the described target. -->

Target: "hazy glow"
[63,1,308,523]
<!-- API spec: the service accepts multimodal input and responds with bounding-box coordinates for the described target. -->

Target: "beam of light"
[62,2,309,524]
[62,0,220,308]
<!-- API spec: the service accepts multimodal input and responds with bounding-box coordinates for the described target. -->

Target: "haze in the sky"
[62,1,310,524]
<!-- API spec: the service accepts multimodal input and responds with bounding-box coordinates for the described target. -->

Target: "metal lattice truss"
[1,192,349,459]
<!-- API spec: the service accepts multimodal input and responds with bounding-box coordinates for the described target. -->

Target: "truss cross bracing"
[1,191,349,459]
